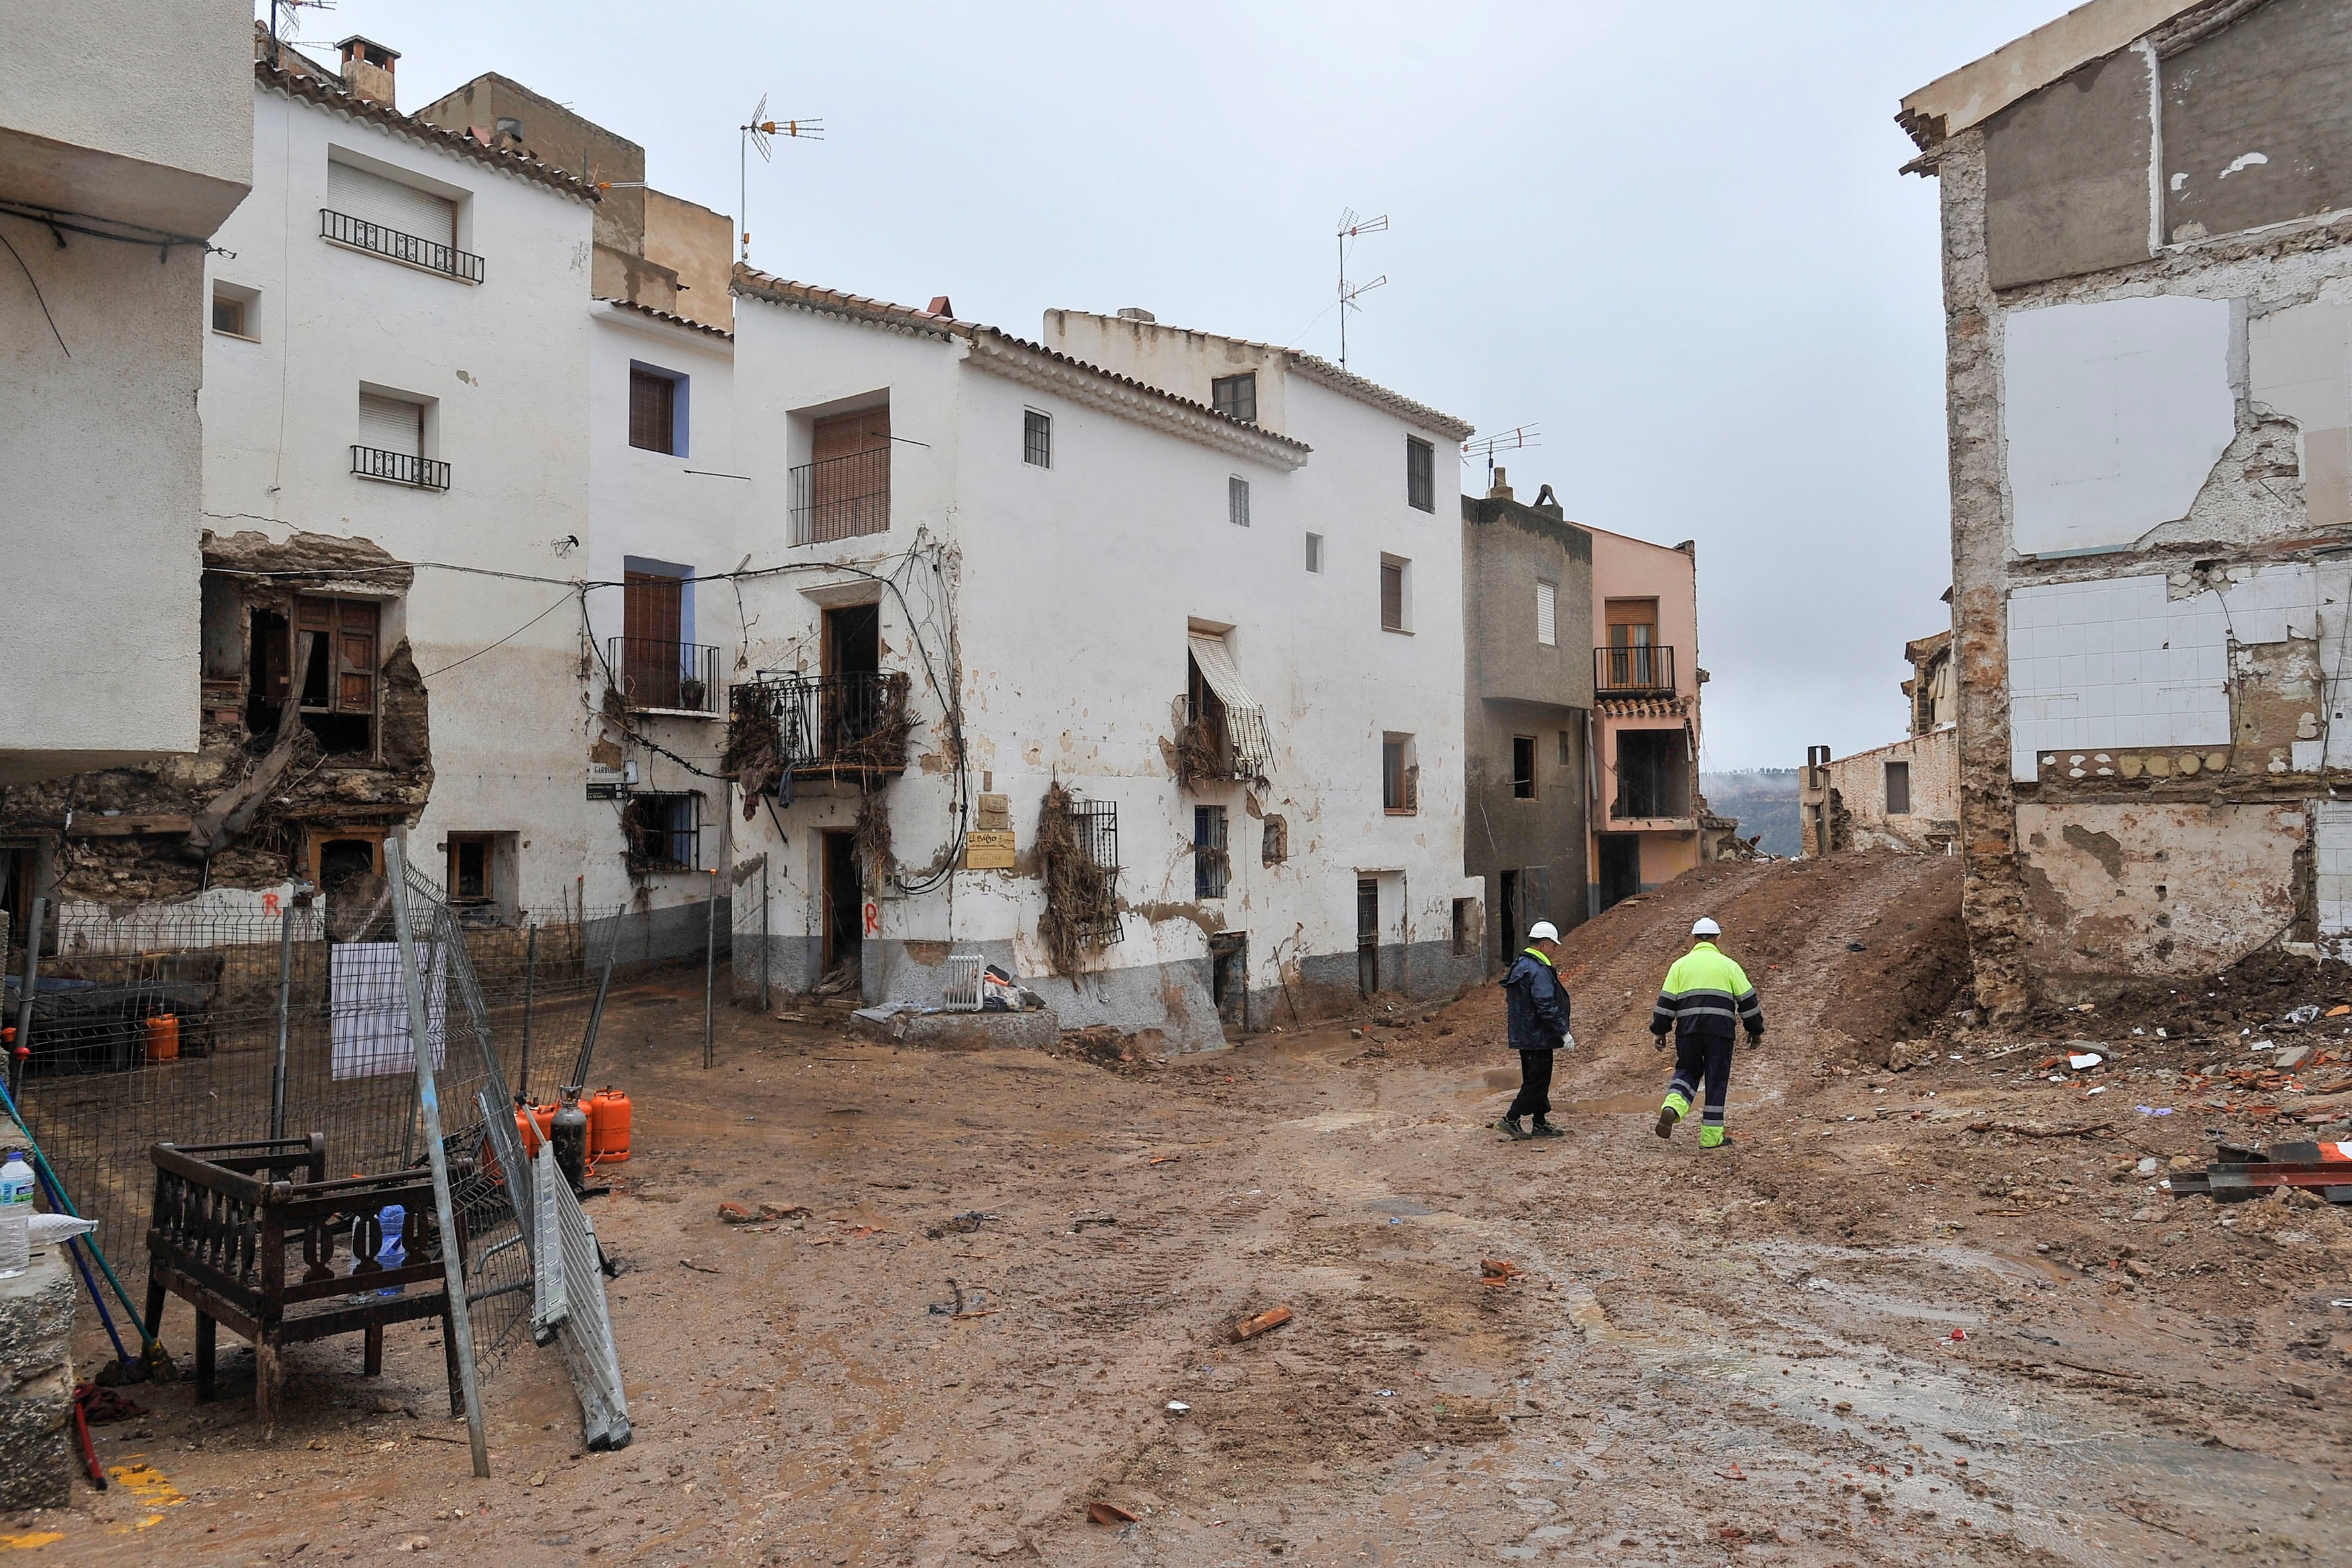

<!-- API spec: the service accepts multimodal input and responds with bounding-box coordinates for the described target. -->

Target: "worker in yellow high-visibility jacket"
[1650,917,1764,1150]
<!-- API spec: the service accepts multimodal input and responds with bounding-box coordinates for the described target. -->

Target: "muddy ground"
[23,849,2352,1565]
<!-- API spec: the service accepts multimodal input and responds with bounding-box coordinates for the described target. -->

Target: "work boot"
[1496,1115,1531,1141]
[1529,1119,1565,1138]
[1655,1091,1690,1140]
[1699,1125,1732,1151]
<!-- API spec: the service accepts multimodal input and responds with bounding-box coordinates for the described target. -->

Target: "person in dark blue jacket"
[1497,921,1573,1140]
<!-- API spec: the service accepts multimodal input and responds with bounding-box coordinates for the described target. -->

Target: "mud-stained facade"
[1903,0,2352,1011]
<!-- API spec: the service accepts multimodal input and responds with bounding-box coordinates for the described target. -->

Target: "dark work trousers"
[1668,1033,1737,1132]
[1507,1049,1554,1122]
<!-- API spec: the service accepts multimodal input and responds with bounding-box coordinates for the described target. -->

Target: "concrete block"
[0,1254,77,1510]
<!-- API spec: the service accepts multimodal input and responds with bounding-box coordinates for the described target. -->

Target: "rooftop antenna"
[266,0,336,66]
[1464,424,1542,485]
[1336,208,1388,371]
[739,94,824,266]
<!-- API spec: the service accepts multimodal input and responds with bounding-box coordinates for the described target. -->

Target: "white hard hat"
[1527,921,1560,943]
[1691,917,1721,937]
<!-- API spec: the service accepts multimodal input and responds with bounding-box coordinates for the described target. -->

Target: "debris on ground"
[925,1211,994,1239]
[1231,1305,1293,1342]
[1085,1502,1138,1526]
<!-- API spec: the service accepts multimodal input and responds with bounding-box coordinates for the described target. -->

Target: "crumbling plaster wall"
[1938,30,2352,1010]
[1822,728,1959,854]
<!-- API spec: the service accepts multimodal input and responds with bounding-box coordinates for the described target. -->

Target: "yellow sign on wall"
[964,828,1016,870]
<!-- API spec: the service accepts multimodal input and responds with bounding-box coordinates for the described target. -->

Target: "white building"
[724,277,1481,1048]
[0,0,252,790]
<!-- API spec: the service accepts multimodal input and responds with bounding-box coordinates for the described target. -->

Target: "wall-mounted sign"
[964,828,1016,870]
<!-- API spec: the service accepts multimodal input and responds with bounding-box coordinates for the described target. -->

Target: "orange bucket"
[144,1015,181,1063]
[587,1088,631,1164]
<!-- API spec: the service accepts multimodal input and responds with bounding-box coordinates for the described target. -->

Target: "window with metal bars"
[625,791,701,872]
[630,366,682,455]
[1194,805,1229,899]
[1212,372,1257,424]
[1228,475,1250,528]
[1406,436,1435,512]
[1024,408,1052,468]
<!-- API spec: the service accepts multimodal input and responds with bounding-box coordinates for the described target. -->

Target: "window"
[354,390,444,489]
[1228,475,1250,528]
[210,283,257,339]
[1212,372,1257,424]
[629,365,684,455]
[619,560,703,710]
[1382,733,1417,814]
[293,595,379,755]
[449,835,491,901]
[1406,436,1435,512]
[1194,805,1230,899]
[1884,759,1913,816]
[1380,556,1409,633]
[1024,408,1052,468]
[323,158,479,282]
[1614,729,1691,820]
[1512,736,1536,799]
[793,404,892,544]
[1536,580,1557,647]
[443,832,516,920]
[1184,633,1273,781]
[1304,532,1324,574]
[1261,814,1289,866]
[626,792,701,872]
[1452,897,1476,957]
[1558,730,1573,767]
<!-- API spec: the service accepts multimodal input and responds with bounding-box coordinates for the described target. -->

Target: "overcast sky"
[275,0,2065,771]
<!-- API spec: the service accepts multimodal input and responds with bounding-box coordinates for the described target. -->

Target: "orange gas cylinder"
[514,1103,553,1157]
[144,1014,181,1063]
[587,1087,631,1164]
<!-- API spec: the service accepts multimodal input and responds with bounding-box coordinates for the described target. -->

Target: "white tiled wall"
[2315,800,2352,937]
[2006,574,2231,779]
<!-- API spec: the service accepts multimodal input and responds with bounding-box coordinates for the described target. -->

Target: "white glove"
[1559,1031,1577,1052]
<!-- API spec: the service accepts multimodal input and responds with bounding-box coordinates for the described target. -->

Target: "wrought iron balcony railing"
[607,638,722,714]
[351,445,450,491]
[727,671,911,788]
[320,208,485,283]
[787,448,890,546]
[1595,643,1676,697]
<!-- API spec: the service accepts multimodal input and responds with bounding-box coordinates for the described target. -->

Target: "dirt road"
[37,850,2352,1565]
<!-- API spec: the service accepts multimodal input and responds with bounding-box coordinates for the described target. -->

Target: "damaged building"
[1800,615,1961,856]
[718,281,1483,1049]
[3,31,599,935]
[1901,0,2352,1010]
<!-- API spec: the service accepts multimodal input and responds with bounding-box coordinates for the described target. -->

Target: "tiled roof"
[1597,696,1691,720]
[254,55,599,205]
[731,267,1312,463]
[595,296,733,341]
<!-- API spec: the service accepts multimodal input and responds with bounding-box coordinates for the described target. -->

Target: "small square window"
[1024,408,1052,468]
[1304,532,1324,574]
[1406,436,1435,512]
[1512,736,1536,799]
[210,286,254,339]
[1212,372,1257,424]
[1228,475,1250,528]
[630,365,684,455]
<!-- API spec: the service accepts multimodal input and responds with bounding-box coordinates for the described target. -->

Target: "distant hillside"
[1702,769,1802,858]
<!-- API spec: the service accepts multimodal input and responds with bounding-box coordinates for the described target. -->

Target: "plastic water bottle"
[374,1204,406,1297]
[0,1152,36,1280]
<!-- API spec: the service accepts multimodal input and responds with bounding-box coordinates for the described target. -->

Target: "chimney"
[925,295,955,319]
[1488,465,1513,501]
[1533,483,1564,520]
[337,35,400,110]
[1116,307,1156,323]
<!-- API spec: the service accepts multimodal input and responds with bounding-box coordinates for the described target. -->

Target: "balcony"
[1595,643,1676,698]
[351,445,449,491]
[726,671,912,793]
[608,638,722,715]
[788,449,890,546]
[320,208,485,283]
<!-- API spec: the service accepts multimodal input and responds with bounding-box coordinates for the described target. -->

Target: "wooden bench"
[143,1136,465,1427]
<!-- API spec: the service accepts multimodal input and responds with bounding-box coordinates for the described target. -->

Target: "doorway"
[819,828,862,977]
[1356,878,1379,998]
[1597,834,1641,912]
[1208,931,1247,1035]
[1496,868,1520,965]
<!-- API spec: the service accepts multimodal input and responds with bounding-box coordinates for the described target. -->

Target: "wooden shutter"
[358,393,421,457]
[629,369,676,454]
[327,159,456,246]
[1380,561,1404,631]
[295,597,377,717]
[811,406,892,540]
[622,571,684,706]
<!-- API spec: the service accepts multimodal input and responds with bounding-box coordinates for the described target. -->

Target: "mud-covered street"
[31,852,2352,1566]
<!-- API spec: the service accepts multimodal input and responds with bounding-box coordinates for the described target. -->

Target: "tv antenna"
[1464,424,1541,483]
[1336,208,1388,371]
[739,94,824,266]
[265,0,335,64]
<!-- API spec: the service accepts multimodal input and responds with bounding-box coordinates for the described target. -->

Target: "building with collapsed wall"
[0,31,600,937]
[716,283,1484,1048]
[1800,620,1962,857]
[1901,0,2352,1011]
